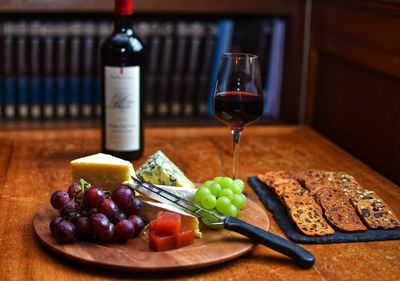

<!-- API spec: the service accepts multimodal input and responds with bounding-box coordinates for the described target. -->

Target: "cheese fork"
[130,177,315,269]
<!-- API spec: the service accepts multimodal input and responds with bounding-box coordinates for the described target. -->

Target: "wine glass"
[213,53,264,179]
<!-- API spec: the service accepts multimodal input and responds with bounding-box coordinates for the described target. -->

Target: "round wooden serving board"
[33,199,269,271]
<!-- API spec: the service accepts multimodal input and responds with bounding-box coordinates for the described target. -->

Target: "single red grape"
[89,213,113,243]
[111,185,134,211]
[67,182,81,198]
[125,196,143,216]
[60,200,79,217]
[84,186,105,209]
[98,199,120,224]
[50,216,63,236]
[74,217,91,240]
[114,219,135,241]
[54,220,76,243]
[50,190,70,210]
[128,215,145,235]
[103,224,115,244]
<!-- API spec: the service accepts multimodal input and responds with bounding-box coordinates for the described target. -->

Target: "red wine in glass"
[213,53,264,179]
[214,91,263,129]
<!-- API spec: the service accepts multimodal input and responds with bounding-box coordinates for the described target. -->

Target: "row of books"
[0,20,109,120]
[0,18,285,120]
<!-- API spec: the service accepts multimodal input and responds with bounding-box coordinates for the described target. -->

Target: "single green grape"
[226,204,238,217]
[202,180,214,188]
[195,187,211,203]
[220,177,234,189]
[201,194,217,210]
[240,194,247,208]
[213,176,223,184]
[216,196,232,216]
[219,188,234,200]
[231,194,246,209]
[233,179,245,191]
[231,182,243,194]
[209,182,222,197]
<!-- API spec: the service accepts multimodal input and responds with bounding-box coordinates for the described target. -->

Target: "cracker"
[296,170,332,196]
[289,205,334,236]
[356,198,400,229]
[345,189,376,206]
[326,171,362,193]
[271,179,299,198]
[281,183,320,211]
[257,170,293,186]
[296,170,326,185]
[316,187,366,232]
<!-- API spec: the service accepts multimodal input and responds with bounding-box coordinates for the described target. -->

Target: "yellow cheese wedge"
[71,153,135,191]
[141,200,202,238]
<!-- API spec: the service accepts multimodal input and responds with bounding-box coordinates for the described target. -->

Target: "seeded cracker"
[271,179,300,201]
[289,205,334,236]
[281,185,322,213]
[356,197,400,229]
[257,170,293,187]
[316,187,366,232]
[296,170,332,197]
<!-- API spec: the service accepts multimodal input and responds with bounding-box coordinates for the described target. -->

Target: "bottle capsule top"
[115,0,133,15]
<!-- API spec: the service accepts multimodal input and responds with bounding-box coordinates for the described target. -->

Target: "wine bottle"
[101,0,145,160]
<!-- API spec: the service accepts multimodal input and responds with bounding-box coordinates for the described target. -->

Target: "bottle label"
[104,66,140,151]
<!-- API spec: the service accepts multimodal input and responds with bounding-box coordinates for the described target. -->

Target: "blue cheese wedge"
[136,150,195,188]
[71,153,135,191]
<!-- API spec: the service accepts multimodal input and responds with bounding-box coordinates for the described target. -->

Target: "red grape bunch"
[49,180,145,244]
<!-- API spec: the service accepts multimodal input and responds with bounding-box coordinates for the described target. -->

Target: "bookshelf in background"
[0,0,305,128]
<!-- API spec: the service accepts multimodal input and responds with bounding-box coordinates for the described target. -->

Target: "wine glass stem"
[231,128,243,179]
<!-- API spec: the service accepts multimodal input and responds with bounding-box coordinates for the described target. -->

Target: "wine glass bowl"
[213,53,264,178]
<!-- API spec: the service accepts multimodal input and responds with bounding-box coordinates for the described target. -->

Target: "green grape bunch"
[195,176,247,219]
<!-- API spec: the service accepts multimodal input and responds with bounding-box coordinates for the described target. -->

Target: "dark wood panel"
[0,0,292,14]
[311,53,400,184]
[306,0,400,184]
[312,0,400,54]
[313,33,400,79]
[280,0,307,123]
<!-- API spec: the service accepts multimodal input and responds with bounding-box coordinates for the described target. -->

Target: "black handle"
[224,216,315,268]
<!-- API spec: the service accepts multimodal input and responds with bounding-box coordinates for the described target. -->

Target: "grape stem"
[77,179,92,207]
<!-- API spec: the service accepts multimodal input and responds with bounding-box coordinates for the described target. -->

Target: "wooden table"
[0,126,399,281]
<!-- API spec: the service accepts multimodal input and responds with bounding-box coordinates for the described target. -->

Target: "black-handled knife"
[130,176,315,268]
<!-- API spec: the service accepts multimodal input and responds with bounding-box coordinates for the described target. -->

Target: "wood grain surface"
[0,126,399,281]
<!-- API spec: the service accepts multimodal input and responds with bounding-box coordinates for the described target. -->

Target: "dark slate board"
[248,176,400,244]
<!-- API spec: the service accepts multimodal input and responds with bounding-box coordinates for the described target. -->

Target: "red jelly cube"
[149,231,176,251]
[149,220,157,232]
[155,211,181,235]
[176,228,194,248]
